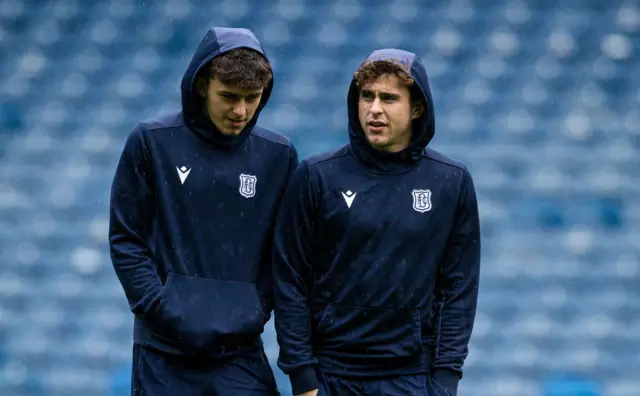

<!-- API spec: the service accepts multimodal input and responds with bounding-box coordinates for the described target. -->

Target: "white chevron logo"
[176,166,191,184]
[341,190,356,208]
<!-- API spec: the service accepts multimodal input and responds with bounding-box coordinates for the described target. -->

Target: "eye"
[361,91,375,100]
[220,93,237,100]
[380,94,397,102]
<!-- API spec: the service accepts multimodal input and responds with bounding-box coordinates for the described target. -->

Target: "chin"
[219,128,242,136]
[367,137,388,149]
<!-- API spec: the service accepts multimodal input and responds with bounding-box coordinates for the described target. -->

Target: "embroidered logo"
[341,190,356,208]
[176,166,191,184]
[412,189,432,213]
[239,174,257,198]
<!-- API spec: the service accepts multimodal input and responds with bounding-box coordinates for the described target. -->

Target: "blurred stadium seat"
[0,0,638,395]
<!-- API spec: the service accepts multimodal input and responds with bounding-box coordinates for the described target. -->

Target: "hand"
[295,390,318,396]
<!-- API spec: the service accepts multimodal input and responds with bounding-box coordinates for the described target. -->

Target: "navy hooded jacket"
[109,27,298,360]
[273,49,480,395]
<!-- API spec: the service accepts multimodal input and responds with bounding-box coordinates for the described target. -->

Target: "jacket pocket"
[428,377,452,396]
[315,303,422,362]
[159,272,266,351]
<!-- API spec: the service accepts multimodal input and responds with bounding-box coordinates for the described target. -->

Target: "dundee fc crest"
[239,174,257,198]
[412,189,432,213]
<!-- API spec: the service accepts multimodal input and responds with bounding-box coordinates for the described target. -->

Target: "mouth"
[227,118,245,127]
[367,120,387,131]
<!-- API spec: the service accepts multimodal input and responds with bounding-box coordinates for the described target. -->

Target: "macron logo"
[176,166,191,184]
[341,190,356,208]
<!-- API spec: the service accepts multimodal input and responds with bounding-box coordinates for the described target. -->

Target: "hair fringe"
[207,48,273,90]
[353,59,414,88]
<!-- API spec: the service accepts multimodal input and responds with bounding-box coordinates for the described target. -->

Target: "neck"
[372,129,412,153]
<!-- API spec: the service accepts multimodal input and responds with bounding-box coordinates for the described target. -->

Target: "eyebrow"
[361,89,401,100]
[219,91,261,98]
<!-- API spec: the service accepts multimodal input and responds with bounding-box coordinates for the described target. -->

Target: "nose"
[232,100,247,118]
[370,98,383,115]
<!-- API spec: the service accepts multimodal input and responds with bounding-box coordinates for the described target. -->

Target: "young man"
[109,27,297,395]
[273,48,481,396]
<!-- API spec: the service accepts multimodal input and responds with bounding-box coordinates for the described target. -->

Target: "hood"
[347,48,435,174]
[180,27,273,149]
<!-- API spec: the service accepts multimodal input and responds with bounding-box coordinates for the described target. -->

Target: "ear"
[411,101,425,120]
[196,77,208,97]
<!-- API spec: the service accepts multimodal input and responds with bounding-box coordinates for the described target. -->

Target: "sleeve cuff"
[290,365,318,395]
[432,369,460,396]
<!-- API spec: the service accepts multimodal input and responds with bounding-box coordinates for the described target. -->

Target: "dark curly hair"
[206,48,273,90]
[354,58,424,107]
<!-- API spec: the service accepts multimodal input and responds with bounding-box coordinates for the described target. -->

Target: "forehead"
[209,77,263,95]
[360,74,408,94]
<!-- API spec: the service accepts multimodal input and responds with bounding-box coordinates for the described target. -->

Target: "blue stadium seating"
[0,0,638,395]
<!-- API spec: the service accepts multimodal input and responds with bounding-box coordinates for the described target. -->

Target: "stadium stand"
[0,0,638,395]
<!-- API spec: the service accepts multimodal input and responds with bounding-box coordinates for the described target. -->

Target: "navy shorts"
[318,374,449,396]
[131,345,279,396]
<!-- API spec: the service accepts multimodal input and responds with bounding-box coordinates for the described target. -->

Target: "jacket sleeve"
[108,124,165,328]
[272,160,320,395]
[257,145,299,319]
[428,167,481,396]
